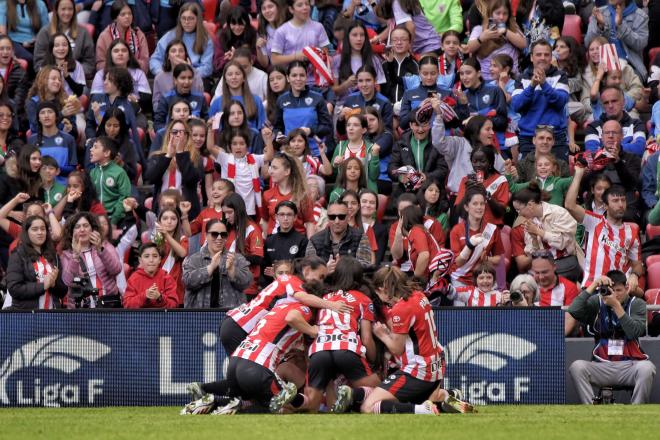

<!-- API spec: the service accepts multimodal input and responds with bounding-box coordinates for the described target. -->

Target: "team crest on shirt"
[392,316,401,323]
[190,101,198,109]
[54,193,62,202]
[55,136,63,145]
[289,245,299,255]
[305,97,313,105]
[373,103,380,111]
[105,177,115,187]
[301,306,310,313]
[368,303,374,313]
[482,94,491,104]
[118,106,126,113]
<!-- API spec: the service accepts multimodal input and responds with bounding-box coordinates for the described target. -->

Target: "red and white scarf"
[438,54,461,76]
[227,153,262,211]
[300,154,321,175]
[342,141,366,161]
[110,23,140,61]
[303,46,333,86]
[34,257,54,310]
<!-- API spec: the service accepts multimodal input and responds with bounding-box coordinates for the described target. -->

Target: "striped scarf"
[34,257,54,310]
[110,23,140,61]
[227,153,262,211]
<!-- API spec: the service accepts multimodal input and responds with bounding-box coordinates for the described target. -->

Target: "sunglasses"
[171,129,186,135]
[208,231,228,239]
[328,214,347,221]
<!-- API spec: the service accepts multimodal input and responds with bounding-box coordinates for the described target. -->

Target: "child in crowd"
[329,156,368,203]
[182,179,235,245]
[41,155,65,206]
[453,263,502,307]
[123,242,179,309]
[89,136,132,225]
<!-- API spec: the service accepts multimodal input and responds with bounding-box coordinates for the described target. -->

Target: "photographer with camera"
[502,274,538,307]
[568,270,656,404]
[60,212,123,308]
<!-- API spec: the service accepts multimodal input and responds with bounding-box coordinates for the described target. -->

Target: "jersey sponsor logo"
[315,334,358,344]
[282,101,291,107]
[600,234,628,254]
[105,177,115,187]
[0,335,110,406]
[368,303,374,313]
[238,339,259,352]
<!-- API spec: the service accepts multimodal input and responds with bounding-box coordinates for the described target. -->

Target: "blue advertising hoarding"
[0,308,564,407]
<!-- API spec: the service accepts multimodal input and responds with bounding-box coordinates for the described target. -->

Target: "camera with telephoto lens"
[510,291,523,303]
[70,276,99,307]
[597,285,612,296]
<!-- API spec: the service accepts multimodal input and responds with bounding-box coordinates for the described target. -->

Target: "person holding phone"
[183,219,253,309]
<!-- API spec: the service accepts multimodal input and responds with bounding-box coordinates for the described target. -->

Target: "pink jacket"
[96,25,150,73]
[61,242,123,308]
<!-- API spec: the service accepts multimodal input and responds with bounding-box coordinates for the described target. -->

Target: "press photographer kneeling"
[568,271,656,404]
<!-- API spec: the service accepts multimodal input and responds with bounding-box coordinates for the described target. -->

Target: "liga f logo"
[445,332,537,372]
[0,335,110,404]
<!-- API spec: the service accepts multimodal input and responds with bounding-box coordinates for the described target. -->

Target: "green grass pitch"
[1,405,659,439]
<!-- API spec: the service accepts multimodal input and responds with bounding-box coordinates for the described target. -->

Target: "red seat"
[202,0,218,22]
[647,255,660,267]
[562,14,583,46]
[648,224,660,240]
[647,262,660,290]
[645,288,660,322]
[203,21,219,36]
[377,194,388,223]
[500,225,512,271]
[84,23,95,38]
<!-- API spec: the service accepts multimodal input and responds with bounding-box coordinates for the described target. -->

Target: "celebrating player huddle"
[181,256,474,416]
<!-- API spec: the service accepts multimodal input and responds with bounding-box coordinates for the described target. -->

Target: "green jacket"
[43,181,66,206]
[506,174,573,206]
[420,0,464,34]
[90,161,131,224]
[331,139,380,192]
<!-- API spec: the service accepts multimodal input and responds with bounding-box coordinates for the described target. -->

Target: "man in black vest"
[304,201,373,273]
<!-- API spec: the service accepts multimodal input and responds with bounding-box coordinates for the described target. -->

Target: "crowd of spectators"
[0,0,658,339]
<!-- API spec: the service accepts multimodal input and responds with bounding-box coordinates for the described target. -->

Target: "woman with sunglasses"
[182,219,252,309]
[145,119,204,221]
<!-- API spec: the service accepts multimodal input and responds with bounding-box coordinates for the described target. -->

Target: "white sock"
[414,403,434,414]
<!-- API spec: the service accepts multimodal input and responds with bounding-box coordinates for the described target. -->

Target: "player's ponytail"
[372,266,419,301]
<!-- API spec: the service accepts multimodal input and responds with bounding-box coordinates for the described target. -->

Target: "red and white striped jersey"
[390,291,443,382]
[536,276,579,307]
[233,302,313,371]
[454,286,501,307]
[308,289,375,356]
[227,275,305,332]
[581,211,641,287]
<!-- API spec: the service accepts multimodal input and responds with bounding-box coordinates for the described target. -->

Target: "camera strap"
[78,251,103,297]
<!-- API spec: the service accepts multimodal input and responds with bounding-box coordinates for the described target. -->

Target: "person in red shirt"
[339,190,376,265]
[123,243,179,309]
[222,193,264,296]
[390,193,446,273]
[454,146,509,226]
[400,205,442,282]
[453,262,502,307]
[181,179,234,244]
[332,266,474,415]
[262,152,316,237]
[450,187,504,287]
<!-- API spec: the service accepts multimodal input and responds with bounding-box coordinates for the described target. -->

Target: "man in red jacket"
[123,243,179,308]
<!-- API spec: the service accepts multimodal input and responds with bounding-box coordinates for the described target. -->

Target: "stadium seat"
[84,23,95,38]
[647,224,660,240]
[646,262,660,289]
[562,15,583,46]
[377,194,388,222]
[202,0,218,22]
[645,288,660,321]
[647,254,660,267]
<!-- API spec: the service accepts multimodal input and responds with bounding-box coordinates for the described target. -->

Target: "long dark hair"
[221,193,250,254]
[44,32,77,72]
[6,0,42,33]
[458,187,488,221]
[328,256,373,297]
[417,178,449,219]
[175,2,209,55]
[96,107,137,169]
[219,7,257,52]
[400,205,424,236]
[463,115,493,148]
[222,61,257,120]
[64,170,99,216]
[162,39,192,72]
[585,173,612,210]
[555,36,585,78]
[106,39,141,70]
[266,65,288,124]
[218,100,251,151]
[339,21,375,83]
[17,145,43,199]
[258,0,289,35]
[19,215,57,263]
[62,211,100,251]
[335,156,367,190]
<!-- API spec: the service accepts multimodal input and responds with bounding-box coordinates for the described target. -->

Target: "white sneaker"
[212,398,241,415]
[181,394,216,415]
[269,382,297,414]
[186,382,204,401]
[331,385,353,413]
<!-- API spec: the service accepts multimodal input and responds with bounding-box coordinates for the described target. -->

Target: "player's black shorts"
[379,370,440,404]
[220,317,248,355]
[226,357,280,406]
[307,350,373,390]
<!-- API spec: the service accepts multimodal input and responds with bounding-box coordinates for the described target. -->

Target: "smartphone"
[212,112,222,130]
[488,18,497,30]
